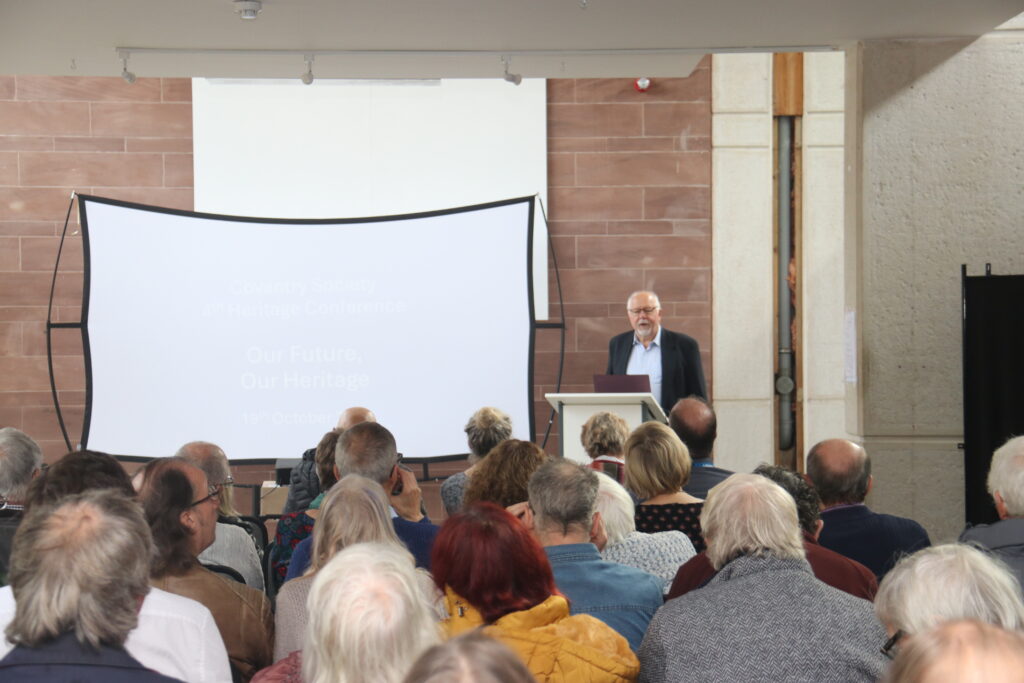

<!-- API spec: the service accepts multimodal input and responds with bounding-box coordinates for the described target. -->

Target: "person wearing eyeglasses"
[137,458,273,683]
[176,441,264,591]
[607,291,707,415]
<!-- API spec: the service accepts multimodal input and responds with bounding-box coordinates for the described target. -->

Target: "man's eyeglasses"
[881,629,904,660]
[628,306,659,315]
[189,484,221,508]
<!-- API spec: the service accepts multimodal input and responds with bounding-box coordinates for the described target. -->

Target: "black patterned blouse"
[635,502,706,553]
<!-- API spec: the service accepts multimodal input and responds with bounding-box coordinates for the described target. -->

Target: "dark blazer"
[607,327,707,414]
[0,632,181,682]
[818,504,931,580]
[683,460,733,500]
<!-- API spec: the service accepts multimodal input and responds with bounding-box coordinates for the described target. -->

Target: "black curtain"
[962,272,1024,525]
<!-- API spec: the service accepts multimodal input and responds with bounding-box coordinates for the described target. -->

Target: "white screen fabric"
[80,195,534,460]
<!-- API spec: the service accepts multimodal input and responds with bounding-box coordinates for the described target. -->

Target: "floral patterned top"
[269,511,315,590]
[635,502,706,554]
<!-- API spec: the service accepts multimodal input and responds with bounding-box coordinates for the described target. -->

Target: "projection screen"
[78,194,535,461]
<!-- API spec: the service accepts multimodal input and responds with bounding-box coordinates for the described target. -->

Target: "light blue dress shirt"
[626,326,663,407]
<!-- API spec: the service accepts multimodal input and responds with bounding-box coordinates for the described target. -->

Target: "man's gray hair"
[464,407,513,460]
[987,436,1024,517]
[593,471,636,546]
[527,459,598,535]
[5,490,152,649]
[335,422,399,485]
[626,290,661,309]
[875,543,1024,636]
[304,542,440,683]
[174,441,238,517]
[0,427,42,503]
[702,473,805,570]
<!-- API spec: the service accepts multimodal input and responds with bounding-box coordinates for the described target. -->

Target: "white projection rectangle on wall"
[192,77,549,320]
[80,195,535,460]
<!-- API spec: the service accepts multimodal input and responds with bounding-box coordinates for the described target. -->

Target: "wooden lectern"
[544,392,668,464]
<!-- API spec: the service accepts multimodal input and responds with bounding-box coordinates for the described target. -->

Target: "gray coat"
[960,517,1024,588]
[638,554,887,683]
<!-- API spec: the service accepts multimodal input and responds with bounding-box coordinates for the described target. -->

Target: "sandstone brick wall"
[0,68,711,479]
[0,76,194,462]
[537,61,712,450]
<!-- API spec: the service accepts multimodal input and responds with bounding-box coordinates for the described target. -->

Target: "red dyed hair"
[431,502,557,624]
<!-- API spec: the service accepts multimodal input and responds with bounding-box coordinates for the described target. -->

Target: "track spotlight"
[234,0,262,20]
[300,56,314,85]
[502,56,522,86]
[120,54,136,84]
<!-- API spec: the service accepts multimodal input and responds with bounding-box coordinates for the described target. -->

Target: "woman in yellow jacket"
[430,502,639,683]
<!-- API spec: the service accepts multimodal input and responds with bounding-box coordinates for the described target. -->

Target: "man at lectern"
[606,290,707,414]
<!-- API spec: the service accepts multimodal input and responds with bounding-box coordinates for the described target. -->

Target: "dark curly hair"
[752,463,821,535]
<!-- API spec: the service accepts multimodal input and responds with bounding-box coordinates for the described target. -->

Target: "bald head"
[806,439,871,506]
[337,406,377,430]
[174,441,229,486]
[668,397,717,462]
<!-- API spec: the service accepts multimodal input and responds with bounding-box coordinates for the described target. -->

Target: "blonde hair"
[701,474,805,570]
[304,543,441,683]
[624,421,691,500]
[875,544,1024,636]
[307,475,401,575]
[6,490,152,648]
[581,412,630,460]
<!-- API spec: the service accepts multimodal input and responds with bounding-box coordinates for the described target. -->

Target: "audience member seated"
[254,542,440,683]
[959,435,1024,587]
[269,427,343,588]
[669,397,733,499]
[594,471,695,593]
[881,620,1024,683]
[274,475,437,661]
[581,411,630,483]
[807,438,931,580]
[639,474,888,683]
[138,458,273,682]
[625,421,706,552]
[403,631,535,683]
[874,543,1024,650]
[285,423,439,575]
[282,406,375,514]
[520,459,662,652]
[176,441,263,590]
[0,449,231,683]
[440,407,513,516]
[0,490,178,682]
[432,502,639,682]
[0,428,42,583]
[668,464,878,601]
[461,439,548,509]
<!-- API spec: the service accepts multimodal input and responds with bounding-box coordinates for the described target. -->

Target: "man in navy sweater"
[287,421,438,576]
[806,438,930,580]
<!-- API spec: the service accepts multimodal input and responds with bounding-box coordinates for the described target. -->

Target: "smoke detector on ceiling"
[234,0,262,20]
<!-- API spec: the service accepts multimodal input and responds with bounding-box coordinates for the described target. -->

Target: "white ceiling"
[2,0,1023,79]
